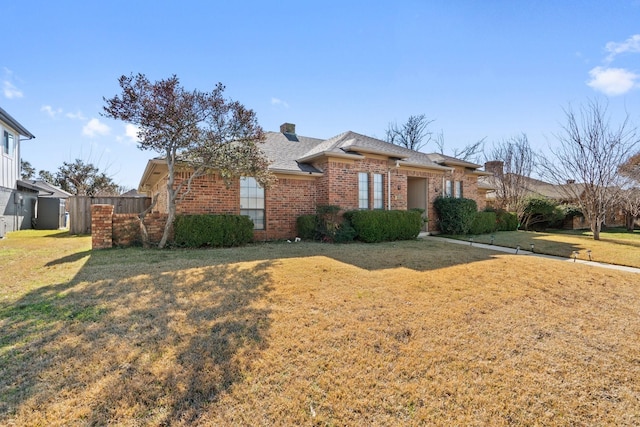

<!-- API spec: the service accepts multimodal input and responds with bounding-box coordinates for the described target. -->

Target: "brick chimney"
[280,123,296,134]
[484,160,504,176]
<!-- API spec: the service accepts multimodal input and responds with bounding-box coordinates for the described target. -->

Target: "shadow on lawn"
[0,250,274,425]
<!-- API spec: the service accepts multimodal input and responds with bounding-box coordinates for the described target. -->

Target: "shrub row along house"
[138,123,492,241]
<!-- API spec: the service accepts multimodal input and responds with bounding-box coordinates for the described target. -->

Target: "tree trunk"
[138,194,158,248]
[592,219,601,240]
[626,213,635,232]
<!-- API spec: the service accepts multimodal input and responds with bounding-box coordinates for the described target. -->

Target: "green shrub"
[174,214,254,247]
[521,197,564,231]
[296,214,317,240]
[495,210,519,231]
[345,210,422,243]
[433,197,478,235]
[470,211,497,235]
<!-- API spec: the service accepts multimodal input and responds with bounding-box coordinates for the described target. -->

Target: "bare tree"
[434,131,486,163]
[619,152,640,230]
[385,114,434,151]
[103,73,273,248]
[487,134,534,220]
[539,100,639,240]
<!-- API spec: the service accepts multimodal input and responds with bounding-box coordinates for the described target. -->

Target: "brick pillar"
[92,204,114,249]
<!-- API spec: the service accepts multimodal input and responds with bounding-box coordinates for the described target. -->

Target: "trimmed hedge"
[433,197,478,235]
[344,210,422,243]
[496,210,519,231]
[296,214,317,240]
[470,211,497,235]
[174,214,254,247]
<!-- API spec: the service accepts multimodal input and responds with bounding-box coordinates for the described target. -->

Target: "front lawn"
[1,231,639,425]
[451,228,640,268]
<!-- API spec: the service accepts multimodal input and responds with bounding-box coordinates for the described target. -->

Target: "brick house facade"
[138,124,491,241]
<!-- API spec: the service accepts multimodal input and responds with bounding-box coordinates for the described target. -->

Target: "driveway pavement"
[420,234,640,275]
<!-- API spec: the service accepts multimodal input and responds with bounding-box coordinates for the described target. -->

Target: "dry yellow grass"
[1,231,639,425]
[467,229,640,268]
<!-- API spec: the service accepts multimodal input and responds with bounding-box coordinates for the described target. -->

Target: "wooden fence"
[68,196,151,235]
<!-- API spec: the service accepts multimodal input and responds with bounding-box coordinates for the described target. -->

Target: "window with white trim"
[358,172,369,209]
[455,180,463,198]
[240,177,265,230]
[373,173,384,209]
[3,130,13,156]
[445,180,453,197]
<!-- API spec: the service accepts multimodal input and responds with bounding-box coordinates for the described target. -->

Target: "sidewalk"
[420,234,640,275]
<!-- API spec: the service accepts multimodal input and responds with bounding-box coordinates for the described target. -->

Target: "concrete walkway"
[419,233,640,275]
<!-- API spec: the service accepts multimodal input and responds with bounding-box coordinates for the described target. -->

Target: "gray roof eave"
[269,168,323,177]
[297,151,365,163]
[343,145,410,159]
[398,161,454,172]
[0,107,35,139]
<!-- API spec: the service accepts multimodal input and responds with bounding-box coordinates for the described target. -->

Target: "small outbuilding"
[17,180,72,229]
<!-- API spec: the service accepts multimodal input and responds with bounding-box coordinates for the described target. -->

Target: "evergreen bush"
[345,210,422,243]
[433,197,477,235]
[470,211,497,235]
[173,214,254,247]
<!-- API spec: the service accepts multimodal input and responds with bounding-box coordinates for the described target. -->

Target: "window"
[240,177,265,230]
[373,173,384,209]
[455,181,463,198]
[358,172,369,209]
[445,180,453,197]
[3,131,13,156]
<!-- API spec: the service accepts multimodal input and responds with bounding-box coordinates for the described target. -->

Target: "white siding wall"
[1,121,19,190]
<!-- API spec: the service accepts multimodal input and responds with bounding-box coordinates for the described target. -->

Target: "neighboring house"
[138,123,492,240]
[0,107,35,237]
[17,180,71,229]
[480,161,624,229]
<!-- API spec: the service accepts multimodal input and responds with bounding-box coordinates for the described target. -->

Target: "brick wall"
[92,204,168,249]
[139,158,486,242]
[112,212,169,246]
[91,204,114,249]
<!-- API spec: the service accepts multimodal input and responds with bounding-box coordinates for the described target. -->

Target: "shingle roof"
[262,130,453,173]
[17,180,71,198]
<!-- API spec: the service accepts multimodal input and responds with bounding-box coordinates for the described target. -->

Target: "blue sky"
[4,1,640,189]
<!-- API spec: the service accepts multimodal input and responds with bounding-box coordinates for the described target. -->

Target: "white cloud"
[66,111,86,120]
[82,118,111,137]
[2,67,23,99]
[271,97,289,108]
[41,105,62,118]
[3,80,23,99]
[605,34,640,63]
[587,66,639,96]
[124,124,140,143]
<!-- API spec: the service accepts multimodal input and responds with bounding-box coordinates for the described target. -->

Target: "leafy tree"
[539,100,639,240]
[20,160,35,180]
[385,114,434,151]
[103,73,273,248]
[55,159,119,196]
[38,169,56,184]
[520,196,564,231]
